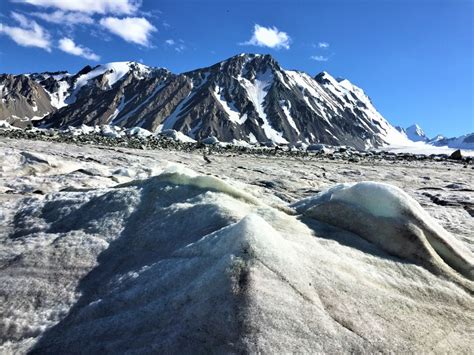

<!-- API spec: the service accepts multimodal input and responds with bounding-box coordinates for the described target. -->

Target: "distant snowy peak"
[405,124,428,142]
[429,133,474,150]
[396,124,474,150]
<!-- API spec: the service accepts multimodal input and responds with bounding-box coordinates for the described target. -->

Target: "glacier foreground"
[0,138,473,353]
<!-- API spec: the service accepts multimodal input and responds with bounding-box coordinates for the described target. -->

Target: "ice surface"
[383,141,474,157]
[0,121,18,129]
[126,127,152,138]
[0,140,473,353]
[293,182,474,285]
[159,129,196,143]
[100,125,125,138]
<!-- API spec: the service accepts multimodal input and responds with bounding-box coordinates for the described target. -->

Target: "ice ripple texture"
[1,167,473,353]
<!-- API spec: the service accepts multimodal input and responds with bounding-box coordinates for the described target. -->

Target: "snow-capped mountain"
[397,123,474,150]
[428,133,474,150]
[405,124,428,142]
[0,54,410,149]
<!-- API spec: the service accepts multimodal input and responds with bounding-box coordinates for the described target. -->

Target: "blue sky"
[0,0,472,137]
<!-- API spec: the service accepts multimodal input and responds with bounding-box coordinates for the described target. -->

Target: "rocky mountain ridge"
[1,54,412,149]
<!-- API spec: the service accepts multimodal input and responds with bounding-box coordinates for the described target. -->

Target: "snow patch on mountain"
[285,70,335,124]
[240,69,288,143]
[162,91,196,131]
[67,62,151,104]
[280,100,300,134]
[213,85,243,124]
[48,80,71,109]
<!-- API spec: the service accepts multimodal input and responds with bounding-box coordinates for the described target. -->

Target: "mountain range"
[396,124,474,150]
[0,54,471,150]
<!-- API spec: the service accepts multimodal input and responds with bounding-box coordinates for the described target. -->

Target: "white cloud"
[99,17,156,46]
[318,42,329,48]
[12,0,141,15]
[31,10,94,26]
[0,12,51,51]
[174,43,185,52]
[241,24,290,49]
[311,55,329,62]
[58,37,100,61]
[10,11,30,27]
[165,38,185,52]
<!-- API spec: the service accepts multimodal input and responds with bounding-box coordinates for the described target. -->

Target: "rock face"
[0,74,55,126]
[1,55,410,148]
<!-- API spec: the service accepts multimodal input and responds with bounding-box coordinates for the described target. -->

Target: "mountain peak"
[314,71,338,85]
[226,53,279,67]
[405,124,428,142]
[184,53,283,81]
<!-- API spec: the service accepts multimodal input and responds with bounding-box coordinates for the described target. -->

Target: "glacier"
[0,138,473,353]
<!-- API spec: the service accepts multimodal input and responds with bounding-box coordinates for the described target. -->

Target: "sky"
[0,0,472,137]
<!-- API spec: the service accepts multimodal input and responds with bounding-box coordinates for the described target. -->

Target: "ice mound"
[125,126,152,138]
[123,166,261,206]
[2,169,257,353]
[293,182,474,285]
[2,165,473,353]
[201,136,219,145]
[0,120,18,130]
[159,129,196,143]
[100,125,125,138]
[64,124,99,135]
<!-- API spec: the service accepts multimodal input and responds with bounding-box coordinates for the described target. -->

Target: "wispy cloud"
[12,0,141,15]
[318,42,329,48]
[58,37,100,60]
[311,55,329,62]
[174,43,185,52]
[0,11,51,51]
[165,38,185,52]
[31,10,94,26]
[241,24,290,50]
[99,17,156,46]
